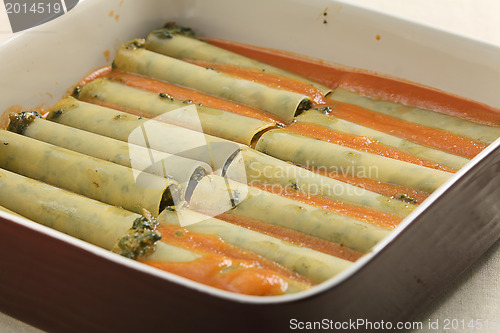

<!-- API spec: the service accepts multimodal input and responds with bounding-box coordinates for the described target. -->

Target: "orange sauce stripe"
[75,65,112,88]
[251,183,401,229]
[144,256,289,296]
[205,38,500,126]
[328,100,487,159]
[142,224,313,296]
[336,73,500,126]
[186,60,327,105]
[158,224,311,283]
[104,69,282,123]
[312,167,430,204]
[286,121,456,172]
[217,212,363,262]
[77,98,165,122]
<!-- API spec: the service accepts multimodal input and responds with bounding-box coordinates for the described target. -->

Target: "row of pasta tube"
[1,23,498,296]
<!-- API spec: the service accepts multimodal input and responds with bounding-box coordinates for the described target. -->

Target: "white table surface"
[0,0,499,332]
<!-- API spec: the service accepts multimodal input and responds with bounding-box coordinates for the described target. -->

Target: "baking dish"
[0,0,499,331]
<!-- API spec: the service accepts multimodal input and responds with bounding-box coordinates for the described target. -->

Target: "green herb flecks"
[72,86,82,98]
[124,39,145,50]
[112,211,162,259]
[160,22,197,38]
[8,111,41,134]
[295,99,313,116]
[395,193,418,204]
[159,92,174,101]
[315,106,332,114]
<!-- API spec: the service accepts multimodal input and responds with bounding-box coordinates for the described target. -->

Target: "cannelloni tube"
[0,168,307,294]
[255,129,452,193]
[0,167,197,262]
[330,88,500,144]
[8,112,212,199]
[0,205,23,218]
[159,209,352,283]
[236,147,416,218]
[112,40,312,123]
[189,175,390,253]
[77,78,275,145]
[46,98,241,173]
[297,110,470,170]
[0,130,180,216]
[144,27,332,96]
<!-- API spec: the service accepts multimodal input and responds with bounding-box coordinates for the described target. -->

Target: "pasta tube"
[330,88,500,144]
[189,175,391,253]
[159,209,352,283]
[0,167,197,262]
[236,147,416,218]
[112,40,312,123]
[255,129,452,193]
[0,130,180,216]
[144,24,332,96]
[0,205,23,218]
[77,78,275,145]
[0,168,307,294]
[8,112,211,200]
[297,110,470,170]
[46,98,241,174]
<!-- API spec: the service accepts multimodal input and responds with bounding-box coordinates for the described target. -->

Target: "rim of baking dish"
[1,0,499,304]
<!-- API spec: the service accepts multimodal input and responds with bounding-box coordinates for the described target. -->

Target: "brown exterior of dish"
[1,145,499,332]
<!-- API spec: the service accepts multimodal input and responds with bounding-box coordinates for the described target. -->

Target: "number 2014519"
[5,2,62,14]
[443,319,498,330]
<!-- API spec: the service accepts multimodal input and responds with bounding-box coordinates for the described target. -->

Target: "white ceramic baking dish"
[0,0,499,331]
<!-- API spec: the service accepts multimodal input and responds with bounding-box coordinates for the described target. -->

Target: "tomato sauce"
[73,37,499,295]
[251,183,401,229]
[106,69,281,123]
[327,100,486,159]
[206,38,500,126]
[217,212,362,262]
[312,168,430,203]
[286,122,456,172]
[142,224,312,296]
[186,60,327,105]
[144,255,289,296]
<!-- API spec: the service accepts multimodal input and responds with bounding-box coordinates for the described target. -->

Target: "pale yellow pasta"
[0,130,180,216]
[297,110,470,170]
[189,175,390,253]
[159,209,352,283]
[78,78,275,146]
[144,26,331,96]
[255,129,452,193]
[113,40,311,123]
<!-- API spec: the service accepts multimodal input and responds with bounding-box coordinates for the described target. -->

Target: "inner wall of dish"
[0,0,499,299]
